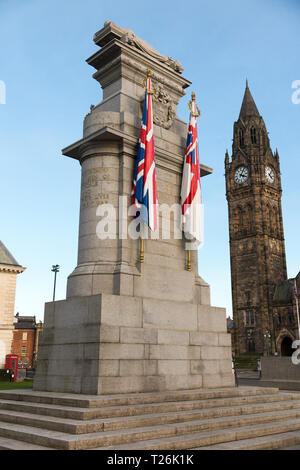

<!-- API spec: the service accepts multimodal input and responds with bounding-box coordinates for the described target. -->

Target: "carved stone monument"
[34,21,234,394]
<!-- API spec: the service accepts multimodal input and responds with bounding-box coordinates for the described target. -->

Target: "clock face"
[234,166,249,184]
[265,166,275,183]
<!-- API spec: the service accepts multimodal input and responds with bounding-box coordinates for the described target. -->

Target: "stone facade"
[0,241,25,368]
[225,84,299,356]
[272,273,300,355]
[34,20,234,395]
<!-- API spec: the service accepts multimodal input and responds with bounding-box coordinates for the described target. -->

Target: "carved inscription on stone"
[81,168,110,208]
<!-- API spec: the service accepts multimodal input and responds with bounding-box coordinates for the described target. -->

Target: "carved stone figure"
[103,20,183,74]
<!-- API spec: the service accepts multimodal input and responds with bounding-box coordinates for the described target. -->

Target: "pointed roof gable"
[239,81,260,120]
[0,240,21,267]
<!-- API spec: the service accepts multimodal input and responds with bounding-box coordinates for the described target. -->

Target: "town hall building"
[225,83,299,356]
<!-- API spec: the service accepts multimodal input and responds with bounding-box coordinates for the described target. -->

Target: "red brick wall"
[11,329,36,369]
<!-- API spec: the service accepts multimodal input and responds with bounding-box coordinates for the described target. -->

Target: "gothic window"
[265,205,271,233]
[271,207,277,235]
[245,204,253,233]
[239,129,245,147]
[246,310,255,326]
[272,207,280,237]
[277,311,282,325]
[246,291,251,303]
[237,207,243,229]
[269,206,274,235]
[288,308,294,324]
[251,127,257,144]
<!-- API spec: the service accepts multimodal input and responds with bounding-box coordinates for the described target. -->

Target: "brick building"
[11,315,43,370]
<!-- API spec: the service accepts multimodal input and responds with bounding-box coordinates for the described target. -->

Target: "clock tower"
[225,82,287,355]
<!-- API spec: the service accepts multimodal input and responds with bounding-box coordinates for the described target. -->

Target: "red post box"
[5,354,18,382]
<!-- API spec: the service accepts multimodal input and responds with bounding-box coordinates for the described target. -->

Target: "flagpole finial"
[188,92,201,117]
[142,69,156,95]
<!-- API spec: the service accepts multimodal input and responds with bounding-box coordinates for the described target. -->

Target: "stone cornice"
[0,263,25,274]
[62,126,212,177]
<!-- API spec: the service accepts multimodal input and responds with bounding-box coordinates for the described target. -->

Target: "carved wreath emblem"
[152,84,176,130]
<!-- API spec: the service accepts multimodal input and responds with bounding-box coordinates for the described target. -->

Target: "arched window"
[265,205,271,233]
[278,312,282,325]
[251,127,257,144]
[237,207,244,228]
[272,207,277,235]
[245,204,253,232]
[246,310,255,326]
[239,129,245,147]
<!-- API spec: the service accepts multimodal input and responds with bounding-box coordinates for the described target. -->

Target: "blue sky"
[0,0,299,321]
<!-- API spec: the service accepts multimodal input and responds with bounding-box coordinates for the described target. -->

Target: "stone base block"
[34,294,234,394]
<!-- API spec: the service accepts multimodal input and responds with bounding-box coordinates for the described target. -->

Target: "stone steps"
[0,399,300,435]
[0,389,292,421]
[0,386,278,408]
[1,387,300,450]
[97,419,300,450]
[2,409,300,450]
[196,431,300,450]
[0,436,53,451]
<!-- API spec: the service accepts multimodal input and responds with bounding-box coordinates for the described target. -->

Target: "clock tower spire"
[225,83,287,356]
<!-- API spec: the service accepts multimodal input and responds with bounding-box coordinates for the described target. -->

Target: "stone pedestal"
[34,293,233,394]
[259,357,300,391]
[34,20,234,394]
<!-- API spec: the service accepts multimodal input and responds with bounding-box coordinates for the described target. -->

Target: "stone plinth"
[34,294,233,394]
[34,20,234,394]
[259,357,300,391]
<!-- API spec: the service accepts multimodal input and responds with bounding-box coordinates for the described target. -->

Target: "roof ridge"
[0,240,21,266]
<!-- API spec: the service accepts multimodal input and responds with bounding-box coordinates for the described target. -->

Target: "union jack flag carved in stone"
[131,70,158,231]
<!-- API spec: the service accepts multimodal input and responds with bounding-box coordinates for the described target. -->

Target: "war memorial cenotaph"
[33,21,234,395]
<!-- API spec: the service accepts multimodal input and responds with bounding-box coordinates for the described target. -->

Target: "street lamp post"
[264,331,271,357]
[51,265,60,302]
